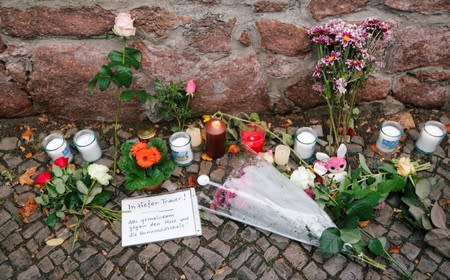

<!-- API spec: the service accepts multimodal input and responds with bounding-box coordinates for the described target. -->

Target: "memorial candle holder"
[415,121,447,154]
[294,127,317,160]
[169,131,193,166]
[73,129,102,162]
[186,127,202,148]
[240,123,266,153]
[375,121,403,153]
[205,119,226,159]
[274,144,290,166]
[42,132,73,162]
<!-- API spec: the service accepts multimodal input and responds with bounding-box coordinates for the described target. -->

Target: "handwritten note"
[121,188,201,247]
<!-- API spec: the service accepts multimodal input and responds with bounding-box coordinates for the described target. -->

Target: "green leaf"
[282,133,294,147]
[340,228,361,244]
[35,196,45,205]
[378,163,397,174]
[46,213,57,227]
[135,90,148,103]
[343,215,359,229]
[89,190,113,206]
[55,183,65,194]
[320,227,344,254]
[56,211,65,219]
[112,66,132,88]
[88,77,97,92]
[108,50,124,64]
[409,205,425,222]
[124,47,141,69]
[415,178,431,199]
[249,112,260,122]
[98,77,111,91]
[368,238,385,256]
[358,153,372,174]
[41,195,49,204]
[377,175,405,194]
[421,215,433,230]
[76,180,89,195]
[227,127,238,140]
[120,90,134,101]
[47,187,57,198]
[346,200,374,220]
[52,165,63,177]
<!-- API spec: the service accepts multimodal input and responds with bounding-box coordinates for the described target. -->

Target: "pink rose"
[186,80,196,97]
[112,13,136,37]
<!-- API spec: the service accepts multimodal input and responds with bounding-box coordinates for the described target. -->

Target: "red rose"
[54,157,69,168]
[347,128,356,137]
[35,171,52,184]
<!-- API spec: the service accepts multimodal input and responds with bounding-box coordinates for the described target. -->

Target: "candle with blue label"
[169,132,193,166]
[42,132,73,162]
[376,121,403,153]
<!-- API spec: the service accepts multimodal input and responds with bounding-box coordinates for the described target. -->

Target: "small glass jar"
[169,132,193,166]
[186,127,202,148]
[376,121,403,153]
[137,127,157,143]
[74,129,102,162]
[415,121,447,154]
[274,144,290,166]
[294,127,317,160]
[42,132,73,162]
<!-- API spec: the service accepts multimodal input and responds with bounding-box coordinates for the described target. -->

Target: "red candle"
[240,123,265,153]
[205,119,226,159]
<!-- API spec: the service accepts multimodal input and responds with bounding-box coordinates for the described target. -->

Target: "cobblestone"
[323,254,347,275]
[162,241,179,256]
[79,254,106,277]
[9,247,32,270]
[209,239,230,257]
[124,260,145,280]
[0,137,18,150]
[63,257,79,273]
[220,221,239,242]
[187,255,204,271]
[264,245,279,262]
[240,226,258,242]
[230,246,255,269]
[237,266,257,280]
[302,261,327,280]
[0,264,14,279]
[151,252,171,273]
[199,246,224,269]
[273,258,293,279]
[17,265,41,280]
[38,256,55,273]
[417,255,438,273]
[339,262,363,279]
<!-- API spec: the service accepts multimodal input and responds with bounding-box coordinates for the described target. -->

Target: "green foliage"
[150,78,191,132]
[320,227,344,254]
[119,138,176,191]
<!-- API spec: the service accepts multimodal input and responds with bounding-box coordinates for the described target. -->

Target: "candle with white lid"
[42,132,73,162]
[74,129,102,162]
[274,144,290,166]
[169,131,193,166]
[376,121,403,153]
[186,127,202,148]
[294,127,317,160]
[415,121,447,154]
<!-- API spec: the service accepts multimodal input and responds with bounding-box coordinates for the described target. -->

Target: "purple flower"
[346,59,365,71]
[361,18,391,41]
[321,51,341,65]
[334,78,347,95]
[312,83,324,93]
[313,63,322,78]
[210,189,236,210]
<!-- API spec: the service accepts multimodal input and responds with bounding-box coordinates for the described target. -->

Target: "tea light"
[240,123,265,153]
[169,132,193,166]
[415,121,447,154]
[274,145,290,166]
[205,119,226,159]
[294,127,317,160]
[73,129,102,162]
[42,132,73,162]
[376,121,403,153]
[186,127,202,148]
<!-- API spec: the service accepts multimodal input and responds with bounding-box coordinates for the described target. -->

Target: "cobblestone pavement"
[0,119,449,280]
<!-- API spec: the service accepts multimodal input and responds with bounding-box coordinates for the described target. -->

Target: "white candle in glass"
[274,145,290,166]
[294,128,317,159]
[170,132,193,166]
[376,121,403,153]
[74,129,102,162]
[186,127,202,147]
[416,121,447,154]
[42,133,73,162]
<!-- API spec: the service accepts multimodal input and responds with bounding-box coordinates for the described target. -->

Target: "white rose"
[112,12,136,37]
[290,166,316,189]
[88,164,112,186]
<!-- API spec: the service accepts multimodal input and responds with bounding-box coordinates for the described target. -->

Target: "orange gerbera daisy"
[135,147,161,168]
[131,142,148,157]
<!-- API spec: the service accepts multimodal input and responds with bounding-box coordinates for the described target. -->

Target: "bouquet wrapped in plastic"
[197,157,335,246]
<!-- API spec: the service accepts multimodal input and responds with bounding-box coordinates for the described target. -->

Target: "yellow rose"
[396,157,416,177]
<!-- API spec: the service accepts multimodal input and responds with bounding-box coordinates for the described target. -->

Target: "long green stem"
[113,88,121,175]
[72,179,98,247]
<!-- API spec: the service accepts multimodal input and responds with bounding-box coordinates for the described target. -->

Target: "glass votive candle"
[169,131,193,166]
[415,121,447,154]
[274,144,290,166]
[376,121,403,153]
[42,132,73,162]
[73,129,102,162]
[205,119,227,159]
[240,123,266,153]
[294,127,317,160]
[186,127,202,148]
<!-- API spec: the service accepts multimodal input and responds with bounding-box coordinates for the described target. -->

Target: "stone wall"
[0,0,448,121]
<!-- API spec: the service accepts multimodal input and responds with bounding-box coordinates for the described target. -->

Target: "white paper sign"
[121,188,202,247]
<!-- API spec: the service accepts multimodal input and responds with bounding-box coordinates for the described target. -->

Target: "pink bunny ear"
[337,144,347,158]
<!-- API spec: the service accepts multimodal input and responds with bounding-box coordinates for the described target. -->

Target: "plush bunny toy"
[313,144,348,183]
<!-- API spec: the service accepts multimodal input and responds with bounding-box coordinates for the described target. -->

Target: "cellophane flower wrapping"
[197,157,335,246]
